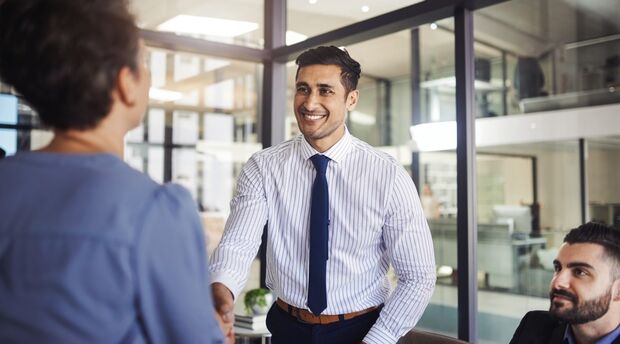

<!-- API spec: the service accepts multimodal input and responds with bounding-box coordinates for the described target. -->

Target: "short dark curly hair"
[564,222,620,279]
[295,46,361,96]
[0,0,140,130]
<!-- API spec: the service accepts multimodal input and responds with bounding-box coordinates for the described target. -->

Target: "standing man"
[510,222,620,344]
[210,46,436,344]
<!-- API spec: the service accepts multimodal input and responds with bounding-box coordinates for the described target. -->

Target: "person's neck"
[307,126,345,153]
[570,311,620,344]
[41,119,126,158]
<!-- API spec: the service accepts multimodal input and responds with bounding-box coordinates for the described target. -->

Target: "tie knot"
[310,154,330,175]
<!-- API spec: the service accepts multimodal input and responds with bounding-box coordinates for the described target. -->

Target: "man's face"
[294,64,358,152]
[549,243,615,324]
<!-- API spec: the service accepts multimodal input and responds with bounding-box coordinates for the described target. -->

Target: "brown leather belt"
[276,299,380,325]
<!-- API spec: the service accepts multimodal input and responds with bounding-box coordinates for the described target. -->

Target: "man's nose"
[550,270,570,290]
[303,91,320,109]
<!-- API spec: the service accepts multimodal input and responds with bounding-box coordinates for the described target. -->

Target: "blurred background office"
[1,0,619,343]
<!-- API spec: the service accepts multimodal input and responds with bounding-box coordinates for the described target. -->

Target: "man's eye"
[574,269,587,277]
[296,87,309,93]
[319,88,334,95]
[553,264,561,272]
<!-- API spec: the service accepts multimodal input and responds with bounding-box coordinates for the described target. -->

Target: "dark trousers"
[265,303,381,344]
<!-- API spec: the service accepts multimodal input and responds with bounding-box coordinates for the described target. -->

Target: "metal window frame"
[139,0,509,341]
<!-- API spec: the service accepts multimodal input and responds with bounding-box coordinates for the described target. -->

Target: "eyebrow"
[294,81,334,88]
[553,259,595,270]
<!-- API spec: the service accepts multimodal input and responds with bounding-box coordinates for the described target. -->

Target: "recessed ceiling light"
[430,22,438,30]
[309,0,317,4]
[149,88,183,102]
[286,31,308,45]
[157,15,258,38]
[361,5,370,13]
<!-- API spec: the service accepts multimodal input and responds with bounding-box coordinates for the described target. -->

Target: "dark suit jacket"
[510,310,620,344]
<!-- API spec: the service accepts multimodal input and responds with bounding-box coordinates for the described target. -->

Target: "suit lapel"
[550,322,568,344]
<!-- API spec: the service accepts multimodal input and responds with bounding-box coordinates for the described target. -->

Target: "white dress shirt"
[209,130,436,343]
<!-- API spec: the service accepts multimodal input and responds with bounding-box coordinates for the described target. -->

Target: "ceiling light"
[309,0,317,4]
[286,31,308,45]
[149,88,183,102]
[157,15,258,38]
[361,5,370,13]
[430,22,438,30]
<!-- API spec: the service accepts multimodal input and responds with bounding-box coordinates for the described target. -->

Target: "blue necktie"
[308,154,330,315]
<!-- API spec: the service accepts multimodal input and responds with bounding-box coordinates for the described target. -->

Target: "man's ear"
[116,66,137,106]
[613,278,620,301]
[346,89,359,111]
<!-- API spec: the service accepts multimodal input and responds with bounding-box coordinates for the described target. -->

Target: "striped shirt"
[209,130,436,344]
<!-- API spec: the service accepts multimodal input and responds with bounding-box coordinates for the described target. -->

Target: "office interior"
[1,0,619,342]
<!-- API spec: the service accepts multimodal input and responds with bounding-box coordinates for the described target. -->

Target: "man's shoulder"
[510,311,565,344]
[252,137,299,160]
[348,135,399,167]
[521,310,560,324]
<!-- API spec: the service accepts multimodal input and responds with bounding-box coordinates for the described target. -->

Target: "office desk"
[430,219,546,291]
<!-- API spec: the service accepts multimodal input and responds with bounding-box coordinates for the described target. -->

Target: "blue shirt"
[0,152,224,343]
[565,324,620,344]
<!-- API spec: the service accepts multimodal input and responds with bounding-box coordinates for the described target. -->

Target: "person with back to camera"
[0,0,226,342]
[209,45,436,344]
[510,222,620,344]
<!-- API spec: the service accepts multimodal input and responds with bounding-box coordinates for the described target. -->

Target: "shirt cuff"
[210,271,243,301]
[363,324,399,344]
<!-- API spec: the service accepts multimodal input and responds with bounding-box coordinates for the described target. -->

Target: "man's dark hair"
[295,46,361,95]
[0,0,140,130]
[564,222,620,279]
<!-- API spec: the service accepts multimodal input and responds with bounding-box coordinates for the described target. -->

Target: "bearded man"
[510,222,620,344]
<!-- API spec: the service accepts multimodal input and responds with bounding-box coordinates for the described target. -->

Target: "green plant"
[244,288,271,314]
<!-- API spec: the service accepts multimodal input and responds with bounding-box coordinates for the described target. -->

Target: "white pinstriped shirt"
[209,130,436,343]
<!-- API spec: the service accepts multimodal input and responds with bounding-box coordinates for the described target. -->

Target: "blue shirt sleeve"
[134,184,224,343]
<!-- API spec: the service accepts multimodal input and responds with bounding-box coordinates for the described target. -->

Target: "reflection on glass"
[476,140,581,343]
[131,0,264,48]
[173,111,199,145]
[475,0,620,115]
[587,136,620,228]
[138,46,262,300]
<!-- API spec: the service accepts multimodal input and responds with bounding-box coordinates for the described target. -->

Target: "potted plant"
[244,288,273,315]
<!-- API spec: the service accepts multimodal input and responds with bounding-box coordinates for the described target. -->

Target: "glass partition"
[475,0,620,115]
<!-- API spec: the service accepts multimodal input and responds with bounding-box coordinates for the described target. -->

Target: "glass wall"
[470,1,620,342]
[130,0,264,48]
[413,19,460,337]
[287,0,424,45]
[126,47,263,294]
[587,136,620,227]
[475,0,620,115]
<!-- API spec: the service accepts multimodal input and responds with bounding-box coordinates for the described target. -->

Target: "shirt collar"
[299,127,352,164]
[565,324,620,344]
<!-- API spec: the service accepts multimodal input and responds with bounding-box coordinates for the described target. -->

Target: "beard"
[549,287,612,324]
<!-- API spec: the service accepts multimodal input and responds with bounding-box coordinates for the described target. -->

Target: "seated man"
[510,222,620,344]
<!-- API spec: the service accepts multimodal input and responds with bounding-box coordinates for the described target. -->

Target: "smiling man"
[209,46,436,344]
[510,222,620,344]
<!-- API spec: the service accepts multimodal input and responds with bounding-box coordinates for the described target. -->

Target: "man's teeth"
[304,114,325,120]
